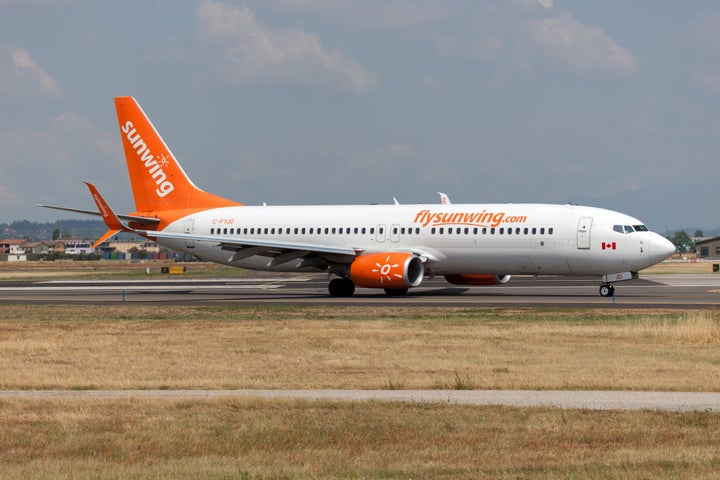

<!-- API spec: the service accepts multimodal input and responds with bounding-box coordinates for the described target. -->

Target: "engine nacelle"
[444,274,511,286]
[349,252,424,289]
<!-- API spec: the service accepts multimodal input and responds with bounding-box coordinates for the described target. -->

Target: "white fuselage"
[157,203,674,277]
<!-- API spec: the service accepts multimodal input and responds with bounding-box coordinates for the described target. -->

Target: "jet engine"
[444,274,511,285]
[349,252,424,289]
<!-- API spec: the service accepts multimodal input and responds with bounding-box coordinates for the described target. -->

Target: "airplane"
[40,96,676,298]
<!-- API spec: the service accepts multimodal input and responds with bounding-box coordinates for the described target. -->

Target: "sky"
[1,0,720,233]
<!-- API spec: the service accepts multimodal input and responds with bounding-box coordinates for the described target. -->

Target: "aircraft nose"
[648,234,675,262]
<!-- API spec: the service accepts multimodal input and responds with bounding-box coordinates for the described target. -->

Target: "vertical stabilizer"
[114,96,240,212]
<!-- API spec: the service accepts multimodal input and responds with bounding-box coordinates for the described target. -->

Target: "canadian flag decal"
[601,242,617,250]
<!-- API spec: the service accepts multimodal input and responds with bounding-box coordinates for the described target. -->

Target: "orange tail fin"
[114,96,241,213]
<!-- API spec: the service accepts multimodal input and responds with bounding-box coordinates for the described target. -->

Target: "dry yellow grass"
[0,398,718,479]
[2,304,720,478]
[1,305,719,391]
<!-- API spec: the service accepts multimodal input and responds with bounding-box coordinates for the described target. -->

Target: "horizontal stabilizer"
[37,204,160,225]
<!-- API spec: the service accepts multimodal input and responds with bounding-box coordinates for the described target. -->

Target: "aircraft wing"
[139,228,436,268]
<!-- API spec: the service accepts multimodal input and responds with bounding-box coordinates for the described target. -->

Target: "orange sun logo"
[372,256,403,284]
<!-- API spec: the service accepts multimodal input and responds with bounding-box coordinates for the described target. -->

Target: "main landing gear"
[599,284,615,297]
[328,277,355,297]
[328,278,409,297]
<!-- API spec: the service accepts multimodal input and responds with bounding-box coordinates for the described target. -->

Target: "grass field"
[1,305,719,391]
[1,263,720,478]
[1,397,719,479]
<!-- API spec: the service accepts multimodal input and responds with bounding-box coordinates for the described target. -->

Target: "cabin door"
[577,217,592,250]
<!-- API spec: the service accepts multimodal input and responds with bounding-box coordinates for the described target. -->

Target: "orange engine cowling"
[444,274,511,286]
[349,252,424,289]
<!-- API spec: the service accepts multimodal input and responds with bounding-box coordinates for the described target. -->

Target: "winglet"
[437,192,452,205]
[84,182,130,232]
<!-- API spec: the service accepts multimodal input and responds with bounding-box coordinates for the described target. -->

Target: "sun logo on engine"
[372,256,403,284]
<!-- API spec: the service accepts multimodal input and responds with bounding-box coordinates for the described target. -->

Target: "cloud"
[536,0,553,9]
[0,184,18,202]
[259,0,447,29]
[528,12,638,77]
[196,0,378,93]
[434,33,505,62]
[0,112,125,217]
[0,42,62,98]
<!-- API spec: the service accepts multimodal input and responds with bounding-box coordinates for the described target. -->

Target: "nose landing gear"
[599,284,615,297]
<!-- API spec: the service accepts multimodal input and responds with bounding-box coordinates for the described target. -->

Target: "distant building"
[52,238,94,255]
[696,236,720,259]
[107,240,160,254]
[0,239,54,261]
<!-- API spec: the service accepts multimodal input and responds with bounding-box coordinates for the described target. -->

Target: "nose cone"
[648,234,675,264]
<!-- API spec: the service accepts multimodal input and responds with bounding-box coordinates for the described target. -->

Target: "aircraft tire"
[329,278,355,297]
[599,284,615,297]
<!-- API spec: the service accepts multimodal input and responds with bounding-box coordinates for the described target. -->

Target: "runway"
[0,273,719,307]
[1,389,719,411]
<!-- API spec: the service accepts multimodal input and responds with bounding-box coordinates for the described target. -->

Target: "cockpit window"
[614,224,648,234]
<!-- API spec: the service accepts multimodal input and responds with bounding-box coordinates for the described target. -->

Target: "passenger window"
[439,228,444,234]
[354,228,359,234]
[482,228,487,235]
[415,228,420,234]
[361,228,366,234]
[309,228,313,234]
[370,228,374,234]
[431,228,436,234]
[473,227,478,235]
[499,228,504,234]
[507,228,512,235]
[524,228,528,234]
[532,228,537,234]
[490,228,495,234]
[540,228,545,235]
[516,228,521,234]
[223,228,227,234]
[548,228,553,235]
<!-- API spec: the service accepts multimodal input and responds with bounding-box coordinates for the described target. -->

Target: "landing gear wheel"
[384,288,408,297]
[599,284,615,297]
[328,278,355,297]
